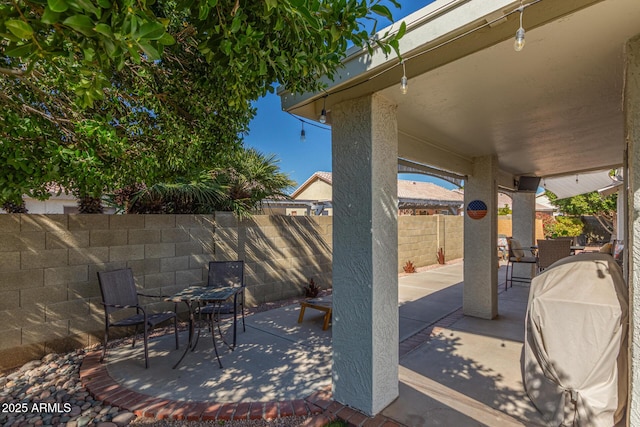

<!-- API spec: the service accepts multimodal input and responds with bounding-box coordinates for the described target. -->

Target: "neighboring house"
[0,185,115,214]
[259,196,319,217]
[282,171,334,216]
[496,192,556,217]
[396,178,464,215]
[24,192,81,214]
[275,171,464,216]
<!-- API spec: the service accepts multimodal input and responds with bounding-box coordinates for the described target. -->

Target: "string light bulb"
[319,96,327,124]
[514,6,526,51]
[400,60,408,95]
[300,121,306,142]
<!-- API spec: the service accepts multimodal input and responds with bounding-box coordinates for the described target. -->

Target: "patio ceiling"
[281,0,640,186]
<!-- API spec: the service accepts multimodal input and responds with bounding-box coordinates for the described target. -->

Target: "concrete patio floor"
[80,262,548,426]
[386,283,546,426]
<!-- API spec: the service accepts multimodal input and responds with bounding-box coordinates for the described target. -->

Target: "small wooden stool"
[298,300,332,330]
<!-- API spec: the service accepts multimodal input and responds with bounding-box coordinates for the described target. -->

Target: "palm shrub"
[106,148,295,218]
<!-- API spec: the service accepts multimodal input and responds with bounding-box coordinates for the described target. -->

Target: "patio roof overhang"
[541,168,622,199]
[280,0,639,185]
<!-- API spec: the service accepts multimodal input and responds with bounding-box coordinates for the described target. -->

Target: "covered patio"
[280,0,640,423]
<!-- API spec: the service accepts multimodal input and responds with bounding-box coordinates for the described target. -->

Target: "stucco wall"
[0,213,461,371]
[294,180,332,201]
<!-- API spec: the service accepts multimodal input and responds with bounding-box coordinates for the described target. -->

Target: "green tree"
[1,16,251,210]
[546,190,617,234]
[1,0,404,105]
[1,1,404,211]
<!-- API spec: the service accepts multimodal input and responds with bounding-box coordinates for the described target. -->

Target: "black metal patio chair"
[505,237,538,290]
[195,260,246,348]
[97,268,178,368]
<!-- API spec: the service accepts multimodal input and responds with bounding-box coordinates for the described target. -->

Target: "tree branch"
[594,214,614,235]
[0,67,26,77]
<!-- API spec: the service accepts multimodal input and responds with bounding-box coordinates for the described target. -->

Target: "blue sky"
[243,1,452,192]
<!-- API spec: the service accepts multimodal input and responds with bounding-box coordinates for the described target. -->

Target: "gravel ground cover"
[0,292,331,427]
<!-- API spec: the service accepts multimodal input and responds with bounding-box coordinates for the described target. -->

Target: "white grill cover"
[522,253,628,426]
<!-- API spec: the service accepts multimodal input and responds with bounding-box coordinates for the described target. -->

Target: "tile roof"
[498,192,556,212]
[397,179,463,202]
[313,171,333,184]
[292,172,463,202]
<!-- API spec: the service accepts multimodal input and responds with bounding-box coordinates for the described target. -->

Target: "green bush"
[498,204,512,215]
[545,216,583,238]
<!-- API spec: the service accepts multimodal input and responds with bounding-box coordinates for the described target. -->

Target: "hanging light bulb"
[300,122,306,142]
[514,6,526,52]
[400,60,408,95]
[319,96,327,124]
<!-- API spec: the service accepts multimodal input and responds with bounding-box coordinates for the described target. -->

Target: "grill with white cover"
[522,253,628,426]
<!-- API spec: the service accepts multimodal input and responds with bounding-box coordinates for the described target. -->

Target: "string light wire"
[290,0,543,114]
[288,112,331,133]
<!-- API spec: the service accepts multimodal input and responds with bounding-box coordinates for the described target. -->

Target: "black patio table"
[166,286,242,369]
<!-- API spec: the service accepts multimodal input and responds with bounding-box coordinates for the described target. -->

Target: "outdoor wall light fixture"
[319,96,327,124]
[514,5,526,51]
[300,121,306,142]
[400,60,408,95]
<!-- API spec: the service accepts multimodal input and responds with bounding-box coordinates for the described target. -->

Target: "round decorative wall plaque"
[466,200,488,220]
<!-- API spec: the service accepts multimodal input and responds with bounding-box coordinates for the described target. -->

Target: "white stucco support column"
[330,93,399,415]
[463,155,498,319]
[511,192,537,281]
[625,33,640,426]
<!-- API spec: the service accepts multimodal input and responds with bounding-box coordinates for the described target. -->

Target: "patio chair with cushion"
[97,268,178,368]
[536,238,571,272]
[505,237,538,290]
[195,260,246,348]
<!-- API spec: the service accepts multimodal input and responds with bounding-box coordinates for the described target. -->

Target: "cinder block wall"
[0,213,459,371]
[397,215,463,272]
[214,212,333,305]
[0,213,334,371]
[443,215,464,261]
[0,214,216,371]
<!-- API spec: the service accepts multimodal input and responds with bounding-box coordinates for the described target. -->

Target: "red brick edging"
[80,351,402,426]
